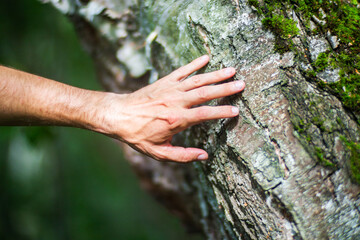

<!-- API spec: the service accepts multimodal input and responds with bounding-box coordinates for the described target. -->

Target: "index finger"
[179,67,236,91]
[168,55,210,81]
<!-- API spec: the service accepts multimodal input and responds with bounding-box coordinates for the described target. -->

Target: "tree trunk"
[46,0,360,239]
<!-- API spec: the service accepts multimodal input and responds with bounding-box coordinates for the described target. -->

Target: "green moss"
[313,52,330,72]
[294,124,304,133]
[250,1,300,54]
[329,74,360,111]
[262,14,299,53]
[248,0,259,8]
[262,14,299,39]
[250,0,360,113]
[307,1,360,112]
[315,147,336,168]
[340,136,360,184]
[306,70,317,78]
[250,0,360,178]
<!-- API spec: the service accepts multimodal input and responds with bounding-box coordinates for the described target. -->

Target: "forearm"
[0,66,108,131]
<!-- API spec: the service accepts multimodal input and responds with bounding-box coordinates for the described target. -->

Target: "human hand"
[98,55,245,162]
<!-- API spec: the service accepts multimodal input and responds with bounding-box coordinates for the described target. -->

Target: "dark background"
[0,1,201,239]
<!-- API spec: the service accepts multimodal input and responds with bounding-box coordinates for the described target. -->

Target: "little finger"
[186,105,239,125]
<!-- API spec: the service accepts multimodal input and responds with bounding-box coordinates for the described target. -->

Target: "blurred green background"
[0,1,202,239]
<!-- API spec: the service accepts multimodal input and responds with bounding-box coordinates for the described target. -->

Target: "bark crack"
[270,136,290,179]
[327,174,341,206]
[240,94,291,181]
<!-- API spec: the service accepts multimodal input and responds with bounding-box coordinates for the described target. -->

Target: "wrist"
[81,91,128,140]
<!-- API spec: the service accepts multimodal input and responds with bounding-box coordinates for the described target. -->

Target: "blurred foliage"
[0,1,202,239]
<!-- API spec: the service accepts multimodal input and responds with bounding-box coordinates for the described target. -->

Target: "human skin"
[0,55,245,162]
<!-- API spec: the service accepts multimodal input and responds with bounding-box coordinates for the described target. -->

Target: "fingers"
[186,105,239,125]
[154,144,209,162]
[169,55,210,81]
[183,80,245,106]
[179,67,236,91]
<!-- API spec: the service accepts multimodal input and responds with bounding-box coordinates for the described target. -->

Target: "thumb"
[155,144,209,162]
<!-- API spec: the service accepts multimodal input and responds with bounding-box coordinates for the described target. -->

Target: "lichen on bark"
[249,0,360,112]
[249,0,360,183]
[46,0,360,239]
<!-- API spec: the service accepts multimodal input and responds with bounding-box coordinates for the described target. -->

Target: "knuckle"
[175,150,193,163]
[166,113,182,129]
[197,88,208,101]
[155,99,167,107]
[152,148,169,162]
[191,75,202,87]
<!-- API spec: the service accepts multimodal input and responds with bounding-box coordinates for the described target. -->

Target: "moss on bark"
[249,0,360,113]
[250,0,360,182]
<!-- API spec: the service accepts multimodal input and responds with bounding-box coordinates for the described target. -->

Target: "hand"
[99,55,245,162]
[0,56,244,162]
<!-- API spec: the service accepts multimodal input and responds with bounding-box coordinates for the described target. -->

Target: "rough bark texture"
[46,0,360,239]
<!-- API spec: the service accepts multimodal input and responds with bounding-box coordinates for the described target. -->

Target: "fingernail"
[197,154,207,160]
[234,80,244,90]
[232,106,239,115]
[224,67,235,76]
[201,55,209,62]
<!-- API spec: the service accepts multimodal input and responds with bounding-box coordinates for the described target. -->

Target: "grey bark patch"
[309,37,330,61]
[326,31,339,50]
[317,68,340,83]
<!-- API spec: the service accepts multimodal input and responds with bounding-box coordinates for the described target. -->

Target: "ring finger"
[183,80,245,107]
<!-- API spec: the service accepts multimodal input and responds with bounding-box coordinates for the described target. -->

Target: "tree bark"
[46,0,360,239]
